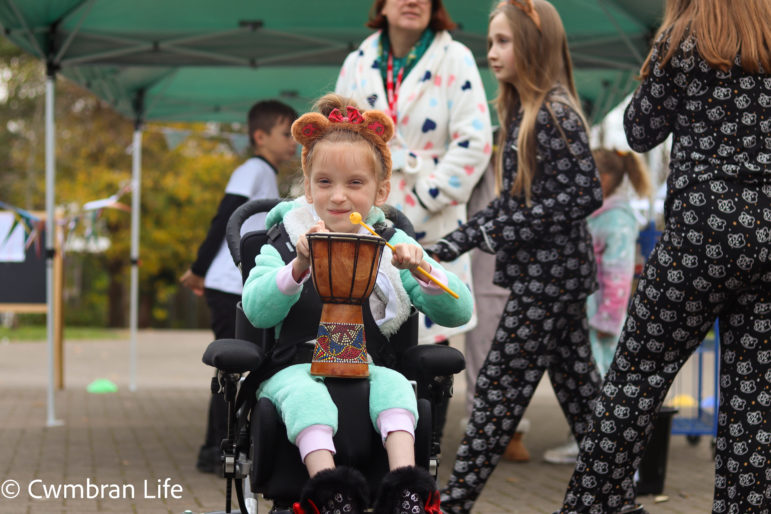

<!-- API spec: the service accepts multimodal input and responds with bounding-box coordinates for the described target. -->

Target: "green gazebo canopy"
[1,0,663,123]
[0,0,664,422]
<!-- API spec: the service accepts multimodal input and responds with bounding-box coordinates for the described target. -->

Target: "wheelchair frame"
[202,199,466,514]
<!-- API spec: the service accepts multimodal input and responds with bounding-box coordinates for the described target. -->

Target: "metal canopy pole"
[129,91,144,392]
[45,67,62,427]
[597,0,644,64]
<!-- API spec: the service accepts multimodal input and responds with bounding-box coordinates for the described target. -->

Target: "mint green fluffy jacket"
[241,198,474,339]
[240,199,472,442]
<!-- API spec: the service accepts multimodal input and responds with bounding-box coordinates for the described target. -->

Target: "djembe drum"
[306,232,385,378]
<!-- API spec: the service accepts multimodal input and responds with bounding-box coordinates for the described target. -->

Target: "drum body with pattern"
[307,232,385,378]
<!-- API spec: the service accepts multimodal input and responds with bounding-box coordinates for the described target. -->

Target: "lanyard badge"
[386,52,404,125]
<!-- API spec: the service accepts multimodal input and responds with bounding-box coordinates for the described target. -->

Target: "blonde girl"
[561,0,771,512]
[543,149,653,465]
[428,1,603,511]
[241,94,473,514]
[586,149,652,376]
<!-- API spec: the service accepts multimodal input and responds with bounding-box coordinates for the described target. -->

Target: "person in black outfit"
[180,99,297,473]
[428,2,603,512]
[560,1,771,512]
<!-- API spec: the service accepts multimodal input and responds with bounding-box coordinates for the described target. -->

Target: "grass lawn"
[0,326,127,342]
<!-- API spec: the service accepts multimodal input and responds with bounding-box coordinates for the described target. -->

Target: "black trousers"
[561,182,771,513]
[201,288,240,450]
[440,295,601,513]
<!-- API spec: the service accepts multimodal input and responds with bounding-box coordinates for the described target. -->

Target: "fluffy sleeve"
[241,244,300,330]
[389,229,473,328]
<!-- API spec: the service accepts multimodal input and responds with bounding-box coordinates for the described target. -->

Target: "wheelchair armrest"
[202,338,266,373]
[398,344,465,382]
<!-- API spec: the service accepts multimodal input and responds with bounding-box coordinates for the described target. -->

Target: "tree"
[52,99,241,327]
[1,35,291,328]
[0,37,45,207]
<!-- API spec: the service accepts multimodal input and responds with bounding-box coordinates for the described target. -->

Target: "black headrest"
[381,204,416,239]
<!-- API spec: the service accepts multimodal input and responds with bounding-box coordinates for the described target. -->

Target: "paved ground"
[0,330,715,513]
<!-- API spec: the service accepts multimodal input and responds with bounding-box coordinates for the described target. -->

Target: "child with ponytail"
[586,149,652,377]
[544,148,653,465]
[241,93,473,514]
[427,1,604,511]
[561,0,771,511]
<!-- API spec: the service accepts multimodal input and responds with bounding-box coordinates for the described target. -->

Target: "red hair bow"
[328,106,364,124]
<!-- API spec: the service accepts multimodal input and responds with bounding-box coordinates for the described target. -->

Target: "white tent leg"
[45,74,62,427]
[129,127,142,392]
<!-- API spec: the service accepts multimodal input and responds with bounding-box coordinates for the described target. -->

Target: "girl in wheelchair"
[241,93,473,514]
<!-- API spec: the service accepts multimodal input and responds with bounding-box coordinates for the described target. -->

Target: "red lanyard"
[386,52,404,125]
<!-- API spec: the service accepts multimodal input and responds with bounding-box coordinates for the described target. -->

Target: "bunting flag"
[0,212,22,249]
[83,210,99,244]
[2,182,134,259]
[82,188,132,213]
[26,219,44,256]
[161,127,192,151]
[69,183,133,253]
[64,214,81,252]
[0,200,44,258]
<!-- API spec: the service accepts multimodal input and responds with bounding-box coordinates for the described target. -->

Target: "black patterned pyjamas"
[441,294,601,513]
[562,181,771,514]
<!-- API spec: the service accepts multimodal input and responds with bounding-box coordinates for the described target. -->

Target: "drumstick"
[349,212,459,299]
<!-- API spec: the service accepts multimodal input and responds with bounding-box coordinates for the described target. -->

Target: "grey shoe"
[543,435,578,464]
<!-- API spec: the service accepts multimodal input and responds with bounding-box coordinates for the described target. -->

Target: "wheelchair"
[202,198,466,514]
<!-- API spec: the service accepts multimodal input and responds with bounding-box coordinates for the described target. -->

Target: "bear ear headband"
[499,0,541,31]
[292,106,394,176]
[292,106,394,147]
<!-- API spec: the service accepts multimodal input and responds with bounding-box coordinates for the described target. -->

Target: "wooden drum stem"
[310,303,370,378]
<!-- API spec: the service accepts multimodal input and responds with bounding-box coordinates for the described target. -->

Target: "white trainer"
[543,434,578,464]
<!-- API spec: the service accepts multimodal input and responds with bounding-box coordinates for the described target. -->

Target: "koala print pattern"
[623,32,770,222]
[563,183,771,514]
[429,88,602,513]
[431,86,602,303]
[441,297,601,513]
[562,30,771,514]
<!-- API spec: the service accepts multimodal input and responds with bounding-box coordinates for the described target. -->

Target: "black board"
[0,231,46,305]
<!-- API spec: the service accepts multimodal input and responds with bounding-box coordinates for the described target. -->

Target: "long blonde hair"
[490,0,587,205]
[641,0,771,77]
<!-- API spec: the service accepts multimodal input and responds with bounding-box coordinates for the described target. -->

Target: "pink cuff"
[376,408,416,445]
[295,424,336,463]
[415,266,448,296]
[276,260,310,295]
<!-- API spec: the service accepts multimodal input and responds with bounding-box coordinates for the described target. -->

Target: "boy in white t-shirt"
[180,99,297,473]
